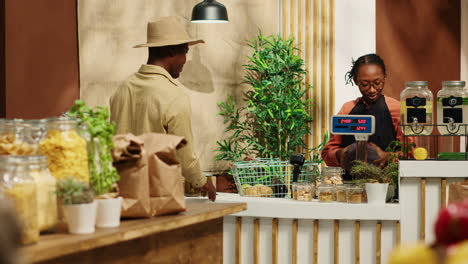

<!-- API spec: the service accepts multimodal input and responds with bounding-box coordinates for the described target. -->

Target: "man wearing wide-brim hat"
[110,16,216,201]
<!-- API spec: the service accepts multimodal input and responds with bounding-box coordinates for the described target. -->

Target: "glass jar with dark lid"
[436,81,466,135]
[400,81,434,135]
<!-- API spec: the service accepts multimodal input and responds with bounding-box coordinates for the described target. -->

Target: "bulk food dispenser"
[400,81,434,135]
[436,81,467,135]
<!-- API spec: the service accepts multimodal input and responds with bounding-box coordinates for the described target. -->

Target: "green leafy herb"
[67,100,119,196]
[350,160,393,184]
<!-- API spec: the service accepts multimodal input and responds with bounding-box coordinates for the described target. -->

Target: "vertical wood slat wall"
[281,0,335,151]
[234,218,395,264]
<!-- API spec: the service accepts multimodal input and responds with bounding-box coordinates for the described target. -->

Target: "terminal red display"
[338,119,367,124]
[350,126,367,131]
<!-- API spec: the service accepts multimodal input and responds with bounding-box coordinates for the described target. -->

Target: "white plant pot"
[96,197,122,228]
[63,201,97,234]
[365,183,389,205]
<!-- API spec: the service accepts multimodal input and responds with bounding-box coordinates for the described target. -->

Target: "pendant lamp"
[191,0,229,23]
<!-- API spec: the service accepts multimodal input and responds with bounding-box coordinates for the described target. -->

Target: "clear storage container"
[292,183,314,201]
[0,120,36,155]
[347,185,364,203]
[321,167,344,185]
[436,81,467,135]
[400,81,434,135]
[38,118,89,182]
[335,184,349,202]
[26,155,58,232]
[0,156,39,245]
[317,184,335,202]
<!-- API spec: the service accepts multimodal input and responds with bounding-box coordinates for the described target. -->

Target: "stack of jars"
[0,117,90,244]
[400,80,468,135]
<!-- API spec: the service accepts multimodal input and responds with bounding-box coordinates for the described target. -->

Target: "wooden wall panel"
[4,0,79,119]
[376,0,461,101]
[0,0,4,118]
[376,0,461,153]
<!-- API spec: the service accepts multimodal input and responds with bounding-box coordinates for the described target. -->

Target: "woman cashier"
[321,54,405,175]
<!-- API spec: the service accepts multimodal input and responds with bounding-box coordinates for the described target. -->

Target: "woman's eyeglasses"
[358,79,385,91]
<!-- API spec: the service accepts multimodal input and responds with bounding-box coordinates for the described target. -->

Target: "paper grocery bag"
[112,134,151,217]
[448,180,468,204]
[139,133,187,216]
[112,133,187,218]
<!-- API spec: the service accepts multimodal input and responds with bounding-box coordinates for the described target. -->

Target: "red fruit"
[434,200,468,246]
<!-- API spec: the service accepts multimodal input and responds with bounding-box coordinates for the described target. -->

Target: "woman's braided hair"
[345,53,387,85]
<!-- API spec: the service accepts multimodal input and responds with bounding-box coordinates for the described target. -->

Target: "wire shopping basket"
[231,159,320,198]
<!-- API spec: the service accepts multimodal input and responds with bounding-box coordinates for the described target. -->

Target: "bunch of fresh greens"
[349,160,393,184]
[55,177,94,205]
[350,141,415,185]
[68,100,119,196]
[384,140,415,185]
[215,34,316,162]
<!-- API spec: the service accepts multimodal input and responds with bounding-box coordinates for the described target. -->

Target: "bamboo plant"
[215,34,320,162]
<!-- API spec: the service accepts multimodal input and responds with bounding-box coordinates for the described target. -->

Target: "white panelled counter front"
[188,161,468,264]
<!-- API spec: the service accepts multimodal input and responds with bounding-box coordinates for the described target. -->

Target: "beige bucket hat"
[134,16,204,48]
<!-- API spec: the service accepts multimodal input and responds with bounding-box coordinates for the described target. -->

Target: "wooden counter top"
[22,201,246,263]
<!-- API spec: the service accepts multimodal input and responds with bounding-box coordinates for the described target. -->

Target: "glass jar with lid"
[0,120,36,155]
[38,118,89,182]
[292,183,314,201]
[400,81,434,135]
[317,184,335,202]
[0,156,39,245]
[347,185,364,203]
[321,167,344,185]
[436,81,467,135]
[23,119,48,146]
[26,155,58,232]
[335,184,349,202]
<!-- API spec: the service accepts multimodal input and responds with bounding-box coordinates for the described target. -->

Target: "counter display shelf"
[199,160,468,264]
[22,202,246,264]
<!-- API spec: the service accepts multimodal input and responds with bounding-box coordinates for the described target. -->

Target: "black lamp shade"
[191,0,229,23]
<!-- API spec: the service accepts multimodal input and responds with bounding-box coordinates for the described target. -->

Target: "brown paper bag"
[112,133,187,218]
[448,180,468,204]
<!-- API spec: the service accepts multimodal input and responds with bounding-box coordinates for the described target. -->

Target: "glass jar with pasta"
[26,155,58,232]
[38,118,89,182]
[0,120,36,155]
[0,156,39,245]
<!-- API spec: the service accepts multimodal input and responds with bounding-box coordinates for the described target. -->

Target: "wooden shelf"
[22,202,246,263]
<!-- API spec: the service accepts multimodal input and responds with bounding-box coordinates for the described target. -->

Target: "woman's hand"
[336,145,350,169]
[369,142,390,168]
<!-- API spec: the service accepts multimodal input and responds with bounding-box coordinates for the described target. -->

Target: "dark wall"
[377,0,461,101]
[2,0,79,119]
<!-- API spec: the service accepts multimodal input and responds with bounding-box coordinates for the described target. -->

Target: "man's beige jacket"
[110,64,207,187]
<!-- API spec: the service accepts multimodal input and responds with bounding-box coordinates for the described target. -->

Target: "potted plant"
[68,100,122,228]
[215,34,313,162]
[214,34,325,196]
[56,177,96,234]
[350,160,394,204]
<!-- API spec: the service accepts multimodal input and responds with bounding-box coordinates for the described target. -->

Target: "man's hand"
[202,180,217,202]
[369,143,390,168]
